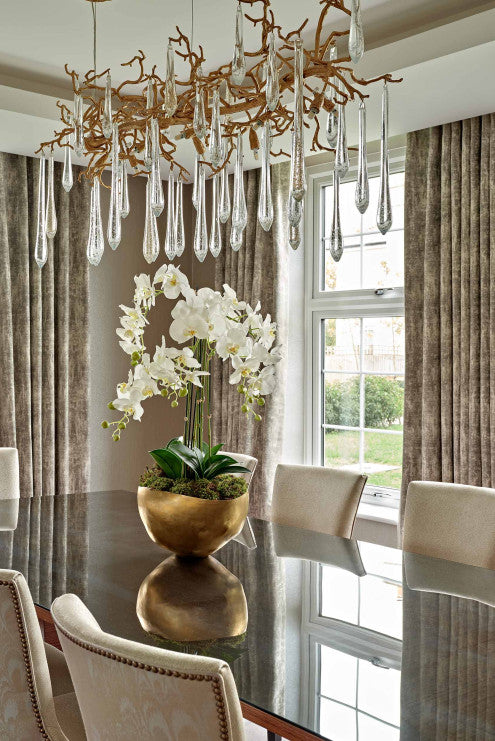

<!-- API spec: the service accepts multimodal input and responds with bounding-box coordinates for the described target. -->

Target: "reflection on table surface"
[0,490,494,740]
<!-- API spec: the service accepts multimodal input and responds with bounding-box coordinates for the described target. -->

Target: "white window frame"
[303,149,406,507]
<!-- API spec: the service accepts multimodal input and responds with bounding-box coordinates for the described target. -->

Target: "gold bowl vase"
[137,487,249,558]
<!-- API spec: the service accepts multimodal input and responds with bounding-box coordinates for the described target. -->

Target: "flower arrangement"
[103,264,281,496]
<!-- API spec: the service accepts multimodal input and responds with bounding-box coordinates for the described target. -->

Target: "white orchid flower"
[248,365,276,395]
[229,355,261,385]
[183,369,209,387]
[134,274,156,308]
[112,387,145,421]
[154,265,190,299]
[216,325,251,360]
[118,338,140,356]
[169,307,209,343]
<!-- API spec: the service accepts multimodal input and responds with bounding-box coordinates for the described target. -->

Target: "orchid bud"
[171,400,178,408]
[179,388,188,397]
[101,421,109,428]
[107,402,115,410]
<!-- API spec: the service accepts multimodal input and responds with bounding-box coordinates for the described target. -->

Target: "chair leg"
[267,732,282,741]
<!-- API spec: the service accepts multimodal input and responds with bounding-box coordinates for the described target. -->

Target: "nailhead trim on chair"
[55,623,230,740]
[0,580,51,740]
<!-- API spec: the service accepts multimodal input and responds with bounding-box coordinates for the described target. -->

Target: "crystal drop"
[349,0,365,65]
[209,89,223,168]
[119,160,130,219]
[257,121,273,231]
[209,174,222,258]
[45,154,57,239]
[107,122,121,250]
[334,81,349,178]
[289,224,301,250]
[150,118,164,216]
[355,100,369,214]
[193,84,207,140]
[289,37,306,202]
[330,170,343,261]
[143,176,160,264]
[377,82,392,234]
[231,2,246,85]
[34,157,48,268]
[325,44,338,147]
[194,164,208,262]
[62,142,73,192]
[232,133,247,230]
[86,178,104,266]
[192,153,200,210]
[288,192,303,227]
[164,171,176,259]
[219,139,231,222]
[265,32,279,111]
[102,72,113,138]
[163,40,177,117]
[144,80,154,168]
[230,225,243,252]
[74,92,84,157]
[174,176,185,257]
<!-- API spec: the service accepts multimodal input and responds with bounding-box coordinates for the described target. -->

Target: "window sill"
[357,501,399,526]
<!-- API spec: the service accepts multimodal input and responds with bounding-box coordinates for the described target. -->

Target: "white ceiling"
[0,0,493,178]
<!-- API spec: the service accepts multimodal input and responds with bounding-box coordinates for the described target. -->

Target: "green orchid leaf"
[149,449,182,479]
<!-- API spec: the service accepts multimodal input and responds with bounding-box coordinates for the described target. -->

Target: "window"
[306,156,405,505]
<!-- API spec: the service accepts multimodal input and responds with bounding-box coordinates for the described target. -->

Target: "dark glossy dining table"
[0,490,494,741]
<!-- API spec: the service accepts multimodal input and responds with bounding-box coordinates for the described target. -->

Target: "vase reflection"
[136,554,248,657]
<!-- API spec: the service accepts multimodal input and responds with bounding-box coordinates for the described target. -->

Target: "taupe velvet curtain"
[0,153,91,498]
[213,162,290,519]
[401,114,495,524]
[400,115,495,738]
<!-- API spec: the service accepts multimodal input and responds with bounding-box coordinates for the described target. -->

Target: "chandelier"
[34,0,400,268]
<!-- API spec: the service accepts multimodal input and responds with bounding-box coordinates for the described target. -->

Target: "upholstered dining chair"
[271,463,367,538]
[51,593,247,741]
[0,569,85,740]
[402,480,495,570]
[0,447,19,499]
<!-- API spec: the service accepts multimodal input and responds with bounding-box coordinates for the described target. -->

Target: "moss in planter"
[139,467,248,500]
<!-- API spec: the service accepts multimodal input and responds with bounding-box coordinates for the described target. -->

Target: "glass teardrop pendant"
[330,170,343,262]
[377,82,392,234]
[144,79,154,169]
[325,43,338,148]
[192,152,200,210]
[150,118,164,216]
[231,2,246,85]
[265,32,279,111]
[102,72,113,138]
[62,140,73,192]
[164,171,176,259]
[334,81,349,178]
[74,91,84,157]
[289,223,301,250]
[45,154,57,239]
[119,160,130,219]
[194,164,208,262]
[193,84,207,140]
[232,132,247,231]
[86,178,104,266]
[257,121,273,231]
[219,139,231,223]
[289,37,306,202]
[209,174,222,258]
[34,156,48,268]
[107,122,121,250]
[163,40,177,117]
[174,176,185,257]
[349,0,365,65]
[355,100,369,214]
[143,176,160,264]
[209,89,223,168]
[288,193,303,227]
[230,225,243,252]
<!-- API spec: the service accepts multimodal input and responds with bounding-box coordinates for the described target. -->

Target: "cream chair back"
[0,569,68,740]
[0,447,19,499]
[403,481,495,570]
[271,464,367,537]
[224,451,258,485]
[52,594,246,741]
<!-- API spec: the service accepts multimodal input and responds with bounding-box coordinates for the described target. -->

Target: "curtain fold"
[400,114,495,739]
[212,162,290,519]
[0,153,90,497]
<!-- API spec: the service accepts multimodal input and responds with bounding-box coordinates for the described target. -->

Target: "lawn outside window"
[305,152,406,507]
